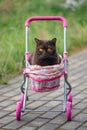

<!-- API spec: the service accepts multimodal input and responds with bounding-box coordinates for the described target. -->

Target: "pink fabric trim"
[31,85,60,92]
[29,71,64,82]
[63,52,68,61]
[25,52,31,61]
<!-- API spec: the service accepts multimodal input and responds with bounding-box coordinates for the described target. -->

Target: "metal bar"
[64,27,67,53]
[25,27,29,53]
[29,99,63,101]
[22,77,29,111]
[22,108,65,113]
[63,78,67,111]
[63,27,67,111]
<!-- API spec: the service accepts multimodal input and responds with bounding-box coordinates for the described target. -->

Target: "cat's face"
[35,38,57,60]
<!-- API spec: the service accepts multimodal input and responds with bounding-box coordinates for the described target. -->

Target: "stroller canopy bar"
[25,16,67,27]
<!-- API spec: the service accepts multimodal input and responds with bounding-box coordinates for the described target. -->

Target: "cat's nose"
[43,51,46,55]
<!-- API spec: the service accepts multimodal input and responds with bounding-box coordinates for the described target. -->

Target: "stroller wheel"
[21,93,24,108]
[68,92,72,102]
[16,102,21,120]
[66,101,72,121]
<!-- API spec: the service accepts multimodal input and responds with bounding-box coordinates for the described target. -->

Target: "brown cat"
[29,38,61,66]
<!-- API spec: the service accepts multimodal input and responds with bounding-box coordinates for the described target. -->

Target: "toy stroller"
[16,16,72,121]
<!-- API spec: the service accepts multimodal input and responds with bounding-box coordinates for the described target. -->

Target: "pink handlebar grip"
[25,16,67,27]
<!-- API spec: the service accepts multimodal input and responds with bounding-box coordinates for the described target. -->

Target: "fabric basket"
[24,61,65,92]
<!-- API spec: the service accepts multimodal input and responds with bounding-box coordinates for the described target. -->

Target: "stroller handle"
[25,16,67,27]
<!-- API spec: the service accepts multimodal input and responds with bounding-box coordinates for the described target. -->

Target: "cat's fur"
[29,38,61,66]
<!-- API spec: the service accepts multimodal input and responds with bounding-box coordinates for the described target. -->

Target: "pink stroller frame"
[16,16,72,121]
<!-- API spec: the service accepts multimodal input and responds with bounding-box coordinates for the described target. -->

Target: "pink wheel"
[68,92,72,102]
[16,102,21,120]
[66,102,72,121]
[21,93,24,108]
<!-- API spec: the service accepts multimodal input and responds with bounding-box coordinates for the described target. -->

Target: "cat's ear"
[34,38,41,46]
[51,38,56,45]
[52,38,56,43]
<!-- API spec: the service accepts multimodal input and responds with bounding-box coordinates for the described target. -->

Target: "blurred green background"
[0,0,87,83]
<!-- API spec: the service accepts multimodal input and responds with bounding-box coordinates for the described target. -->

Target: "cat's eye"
[48,48,52,52]
[39,48,43,52]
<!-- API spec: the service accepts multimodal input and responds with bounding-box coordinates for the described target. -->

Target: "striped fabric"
[24,60,65,92]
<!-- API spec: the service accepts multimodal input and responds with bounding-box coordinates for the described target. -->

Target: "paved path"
[0,50,87,130]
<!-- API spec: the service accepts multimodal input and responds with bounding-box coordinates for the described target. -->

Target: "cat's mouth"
[39,56,54,60]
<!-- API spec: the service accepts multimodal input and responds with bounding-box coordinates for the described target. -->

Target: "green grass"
[0,0,87,83]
